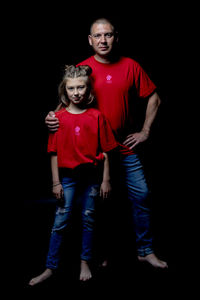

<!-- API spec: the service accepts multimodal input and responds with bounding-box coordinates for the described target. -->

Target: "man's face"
[88,23,116,58]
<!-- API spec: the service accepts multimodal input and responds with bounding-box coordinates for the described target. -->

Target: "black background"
[19,7,190,199]
[6,2,197,297]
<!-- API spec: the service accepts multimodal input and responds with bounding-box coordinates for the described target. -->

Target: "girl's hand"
[100,180,112,200]
[52,183,64,199]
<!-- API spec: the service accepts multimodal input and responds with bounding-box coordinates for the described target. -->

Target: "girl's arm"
[51,154,63,199]
[100,152,112,200]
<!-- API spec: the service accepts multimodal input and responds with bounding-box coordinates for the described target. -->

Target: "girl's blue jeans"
[46,170,100,270]
[119,154,153,257]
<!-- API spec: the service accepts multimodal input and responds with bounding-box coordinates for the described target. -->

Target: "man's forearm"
[142,92,161,134]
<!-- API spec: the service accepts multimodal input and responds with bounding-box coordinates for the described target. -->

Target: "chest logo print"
[75,126,80,136]
[106,74,112,83]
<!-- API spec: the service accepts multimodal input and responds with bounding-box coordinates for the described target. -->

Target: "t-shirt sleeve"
[47,132,57,153]
[134,62,157,98]
[98,113,118,152]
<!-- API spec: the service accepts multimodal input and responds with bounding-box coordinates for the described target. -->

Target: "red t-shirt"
[77,56,156,155]
[47,108,118,169]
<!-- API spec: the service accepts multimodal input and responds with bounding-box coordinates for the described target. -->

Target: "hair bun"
[63,65,93,78]
[79,65,92,76]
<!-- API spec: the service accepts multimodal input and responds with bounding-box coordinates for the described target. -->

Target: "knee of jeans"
[82,209,95,228]
[52,207,71,232]
[142,186,149,200]
[129,185,149,202]
[89,186,99,197]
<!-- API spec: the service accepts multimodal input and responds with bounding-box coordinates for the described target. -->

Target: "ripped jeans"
[46,172,100,270]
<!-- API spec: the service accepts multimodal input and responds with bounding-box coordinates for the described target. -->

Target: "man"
[45,18,167,269]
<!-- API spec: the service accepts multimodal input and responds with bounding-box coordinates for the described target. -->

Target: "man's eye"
[105,33,113,38]
[93,34,101,38]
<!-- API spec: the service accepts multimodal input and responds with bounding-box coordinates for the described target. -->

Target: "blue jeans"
[46,171,100,270]
[119,154,153,257]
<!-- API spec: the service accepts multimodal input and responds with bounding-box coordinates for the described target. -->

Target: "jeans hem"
[80,256,91,262]
[45,264,58,270]
[137,247,153,257]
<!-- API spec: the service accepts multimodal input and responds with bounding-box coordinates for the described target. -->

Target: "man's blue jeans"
[119,154,153,257]
[46,174,99,270]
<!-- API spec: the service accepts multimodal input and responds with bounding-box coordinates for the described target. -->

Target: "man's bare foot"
[28,268,53,286]
[79,260,92,281]
[99,259,108,268]
[138,253,168,269]
[101,259,108,267]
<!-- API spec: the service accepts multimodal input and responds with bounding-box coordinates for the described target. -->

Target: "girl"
[29,65,117,285]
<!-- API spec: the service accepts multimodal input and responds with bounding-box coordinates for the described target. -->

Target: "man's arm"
[123,92,161,149]
[45,111,59,132]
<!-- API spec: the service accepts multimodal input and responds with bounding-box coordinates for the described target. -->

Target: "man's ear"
[88,35,92,46]
[115,31,119,43]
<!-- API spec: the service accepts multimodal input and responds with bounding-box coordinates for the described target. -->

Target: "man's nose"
[100,34,107,43]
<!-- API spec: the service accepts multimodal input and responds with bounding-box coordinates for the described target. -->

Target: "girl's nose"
[74,88,79,95]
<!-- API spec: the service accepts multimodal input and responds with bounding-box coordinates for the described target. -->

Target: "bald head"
[90,18,115,35]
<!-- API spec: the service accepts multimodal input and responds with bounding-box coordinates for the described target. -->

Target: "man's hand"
[45,111,59,132]
[123,130,149,149]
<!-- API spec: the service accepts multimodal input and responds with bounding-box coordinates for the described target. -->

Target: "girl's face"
[65,77,89,106]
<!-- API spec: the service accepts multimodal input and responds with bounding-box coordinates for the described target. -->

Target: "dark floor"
[21,195,193,298]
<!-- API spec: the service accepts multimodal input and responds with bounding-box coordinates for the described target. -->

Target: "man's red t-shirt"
[77,56,156,155]
[47,108,117,169]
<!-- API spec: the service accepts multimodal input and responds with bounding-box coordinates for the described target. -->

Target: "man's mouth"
[99,47,108,50]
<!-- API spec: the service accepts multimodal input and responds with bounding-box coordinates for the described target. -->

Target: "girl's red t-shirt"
[47,108,118,169]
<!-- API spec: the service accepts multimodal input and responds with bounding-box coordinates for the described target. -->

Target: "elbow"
[157,94,161,107]
[151,92,161,108]
[103,152,108,159]
[155,92,161,107]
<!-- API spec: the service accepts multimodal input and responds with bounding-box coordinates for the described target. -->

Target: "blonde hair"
[56,65,95,111]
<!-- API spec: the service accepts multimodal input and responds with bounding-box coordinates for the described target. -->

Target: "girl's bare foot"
[138,253,168,269]
[79,260,92,281]
[28,268,53,286]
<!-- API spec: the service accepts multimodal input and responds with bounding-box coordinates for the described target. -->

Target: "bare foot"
[28,268,53,286]
[79,260,92,281]
[101,259,108,267]
[99,259,108,268]
[138,253,168,269]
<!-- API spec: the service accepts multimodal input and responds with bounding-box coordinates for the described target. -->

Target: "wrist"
[52,181,61,187]
[102,178,111,183]
[141,127,150,136]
